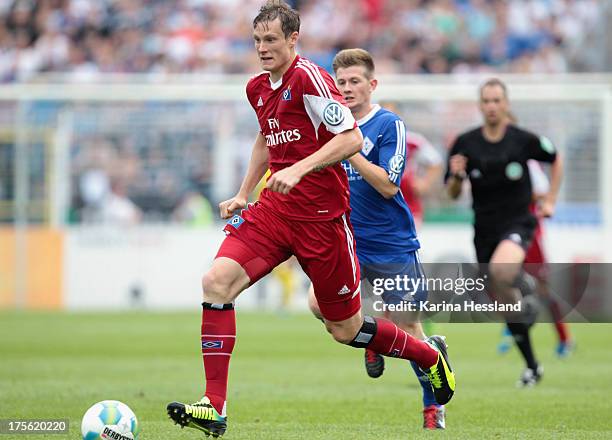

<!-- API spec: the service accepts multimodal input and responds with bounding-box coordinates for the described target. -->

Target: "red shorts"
[216,202,361,321]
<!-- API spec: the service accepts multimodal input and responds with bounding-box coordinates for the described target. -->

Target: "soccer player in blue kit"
[308,48,450,430]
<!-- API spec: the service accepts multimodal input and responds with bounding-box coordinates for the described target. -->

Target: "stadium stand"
[0,0,609,82]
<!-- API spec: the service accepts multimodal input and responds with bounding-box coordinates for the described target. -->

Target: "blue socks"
[410,361,438,407]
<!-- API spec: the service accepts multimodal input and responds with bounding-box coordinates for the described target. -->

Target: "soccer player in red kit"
[167,2,454,436]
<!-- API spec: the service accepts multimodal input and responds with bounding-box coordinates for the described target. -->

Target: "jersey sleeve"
[377,116,407,186]
[526,132,557,163]
[297,60,356,134]
[245,77,257,110]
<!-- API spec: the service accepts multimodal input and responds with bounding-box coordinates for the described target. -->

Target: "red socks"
[368,317,438,369]
[201,303,236,416]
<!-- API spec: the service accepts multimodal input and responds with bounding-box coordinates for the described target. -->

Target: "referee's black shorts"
[474,214,537,264]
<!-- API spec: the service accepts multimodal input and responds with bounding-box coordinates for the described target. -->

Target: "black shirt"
[446,124,557,234]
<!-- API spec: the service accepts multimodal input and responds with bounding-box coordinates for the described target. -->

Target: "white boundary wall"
[64,224,606,310]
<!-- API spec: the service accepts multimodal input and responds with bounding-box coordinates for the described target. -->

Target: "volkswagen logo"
[388,154,405,174]
[323,102,345,126]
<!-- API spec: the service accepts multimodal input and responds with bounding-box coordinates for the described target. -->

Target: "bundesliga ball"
[81,400,140,440]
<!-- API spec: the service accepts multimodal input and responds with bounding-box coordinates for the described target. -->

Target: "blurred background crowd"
[0,0,610,82]
[0,0,609,226]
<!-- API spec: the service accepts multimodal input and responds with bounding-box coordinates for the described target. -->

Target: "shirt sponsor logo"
[265,129,302,147]
[323,102,345,126]
[342,161,361,180]
[265,118,302,147]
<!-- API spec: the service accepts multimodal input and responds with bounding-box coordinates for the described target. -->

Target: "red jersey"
[246,55,356,221]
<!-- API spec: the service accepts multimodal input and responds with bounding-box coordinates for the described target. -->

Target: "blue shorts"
[359,250,428,306]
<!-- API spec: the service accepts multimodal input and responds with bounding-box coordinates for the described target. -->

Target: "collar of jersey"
[268,54,301,90]
[269,76,283,90]
[357,104,381,126]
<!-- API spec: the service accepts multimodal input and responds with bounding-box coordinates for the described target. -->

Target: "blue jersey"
[342,105,420,263]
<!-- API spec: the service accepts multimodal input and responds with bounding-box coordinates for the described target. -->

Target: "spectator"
[0,0,607,81]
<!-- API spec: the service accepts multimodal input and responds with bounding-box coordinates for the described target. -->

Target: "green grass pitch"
[1,311,611,439]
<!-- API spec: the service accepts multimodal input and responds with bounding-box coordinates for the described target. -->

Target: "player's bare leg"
[488,240,525,305]
[202,257,251,304]
[168,257,250,437]
[489,240,542,386]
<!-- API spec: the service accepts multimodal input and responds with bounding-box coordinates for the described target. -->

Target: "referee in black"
[446,78,563,386]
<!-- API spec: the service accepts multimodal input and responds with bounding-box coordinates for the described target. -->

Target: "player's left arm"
[266,127,362,194]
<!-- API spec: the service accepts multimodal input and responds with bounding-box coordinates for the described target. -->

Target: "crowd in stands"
[0,0,607,83]
[69,122,215,224]
[1,0,605,224]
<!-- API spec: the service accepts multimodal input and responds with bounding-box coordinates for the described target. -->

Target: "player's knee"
[326,317,363,345]
[329,326,356,344]
[201,270,234,303]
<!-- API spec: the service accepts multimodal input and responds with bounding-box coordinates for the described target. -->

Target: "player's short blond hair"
[332,48,375,79]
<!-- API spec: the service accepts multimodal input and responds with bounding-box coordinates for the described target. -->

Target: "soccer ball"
[81,400,140,440]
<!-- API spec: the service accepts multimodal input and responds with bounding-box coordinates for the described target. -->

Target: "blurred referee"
[445,78,563,387]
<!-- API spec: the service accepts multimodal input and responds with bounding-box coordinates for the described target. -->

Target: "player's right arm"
[447,156,467,199]
[445,137,467,199]
[348,116,407,199]
[348,153,399,199]
[219,133,268,219]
